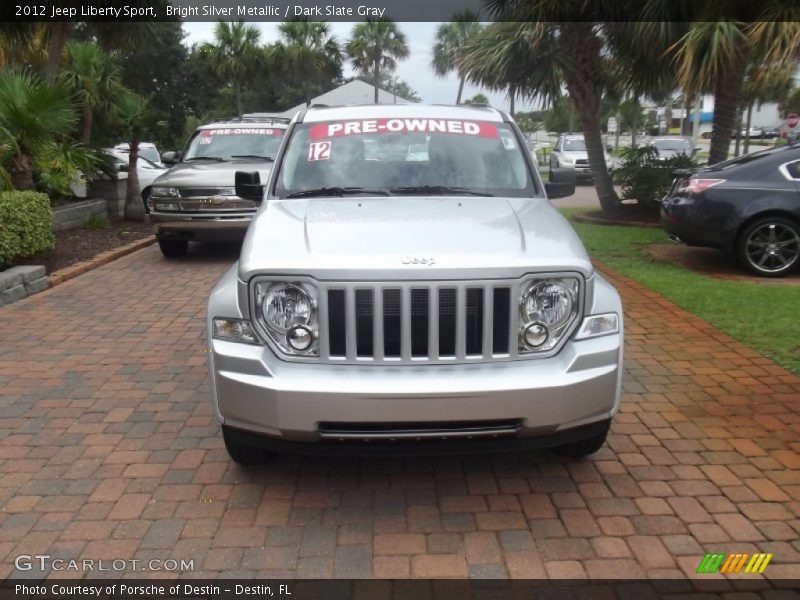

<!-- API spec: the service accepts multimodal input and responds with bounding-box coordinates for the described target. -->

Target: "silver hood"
[151,161,273,189]
[238,197,593,280]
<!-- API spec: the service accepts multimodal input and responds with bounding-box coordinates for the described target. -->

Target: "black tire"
[141,187,152,214]
[222,428,276,465]
[735,216,800,277]
[554,421,610,458]
[158,239,188,258]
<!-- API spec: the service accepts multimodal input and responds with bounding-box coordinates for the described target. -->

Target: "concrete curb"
[48,236,156,287]
[572,211,661,229]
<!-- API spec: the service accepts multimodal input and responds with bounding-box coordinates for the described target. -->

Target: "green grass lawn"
[562,208,800,373]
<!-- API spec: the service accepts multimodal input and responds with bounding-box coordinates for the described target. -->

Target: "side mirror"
[235,171,264,203]
[545,167,576,199]
[606,144,613,152]
[161,151,179,165]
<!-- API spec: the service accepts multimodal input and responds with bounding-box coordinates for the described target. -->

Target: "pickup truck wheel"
[222,428,276,465]
[158,239,188,258]
[554,421,610,458]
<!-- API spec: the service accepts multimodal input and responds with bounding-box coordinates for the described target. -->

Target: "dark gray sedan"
[661,144,800,277]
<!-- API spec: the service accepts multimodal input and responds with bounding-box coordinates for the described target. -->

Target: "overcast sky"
[182,22,539,111]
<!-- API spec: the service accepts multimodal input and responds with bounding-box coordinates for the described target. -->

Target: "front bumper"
[151,211,253,242]
[209,332,622,449]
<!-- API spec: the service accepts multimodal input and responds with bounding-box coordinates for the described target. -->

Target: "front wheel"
[158,239,188,258]
[554,421,610,458]
[736,216,800,277]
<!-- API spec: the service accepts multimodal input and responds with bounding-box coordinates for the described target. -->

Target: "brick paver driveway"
[1,244,799,580]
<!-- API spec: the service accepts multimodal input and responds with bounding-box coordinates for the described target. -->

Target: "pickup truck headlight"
[254,282,318,355]
[150,186,179,198]
[519,278,579,353]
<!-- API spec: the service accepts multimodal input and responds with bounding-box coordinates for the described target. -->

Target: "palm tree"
[346,19,409,103]
[459,22,562,118]
[114,90,163,222]
[0,71,78,190]
[200,21,261,117]
[431,12,482,104]
[275,19,342,106]
[60,41,123,144]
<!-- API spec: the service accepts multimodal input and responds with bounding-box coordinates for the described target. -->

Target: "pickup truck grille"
[321,282,514,363]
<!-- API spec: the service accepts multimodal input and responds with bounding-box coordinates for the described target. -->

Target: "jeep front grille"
[321,281,514,363]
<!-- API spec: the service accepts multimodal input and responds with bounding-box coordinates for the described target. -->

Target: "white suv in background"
[550,134,613,180]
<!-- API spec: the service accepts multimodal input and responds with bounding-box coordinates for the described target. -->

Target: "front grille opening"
[410,288,429,357]
[492,287,511,354]
[465,288,484,355]
[355,289,374,357]
[327,290,346,357]
[383,289,401,357]
[318,419,523,440]
[438,288,456,357]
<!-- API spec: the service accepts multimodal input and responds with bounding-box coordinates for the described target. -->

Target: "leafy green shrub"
[0,191,54,267]
[613,146,696,211]
[83,213,108,229]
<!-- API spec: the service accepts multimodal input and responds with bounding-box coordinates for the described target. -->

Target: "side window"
[785,161,800,180]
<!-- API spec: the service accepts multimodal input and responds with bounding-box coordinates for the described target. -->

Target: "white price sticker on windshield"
[308,141,331,161]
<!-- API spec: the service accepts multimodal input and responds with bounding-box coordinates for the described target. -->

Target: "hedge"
[0,191,54,267]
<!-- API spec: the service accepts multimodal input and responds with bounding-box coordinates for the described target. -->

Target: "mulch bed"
[572,209,661,228]
[646,243,800,286]
[17,218,154,274]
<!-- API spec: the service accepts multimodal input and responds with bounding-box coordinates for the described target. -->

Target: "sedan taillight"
[679,178,726,194]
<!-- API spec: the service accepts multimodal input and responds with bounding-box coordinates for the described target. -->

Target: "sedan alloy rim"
[745,223,800,273]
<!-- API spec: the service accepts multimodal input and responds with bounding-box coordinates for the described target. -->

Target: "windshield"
[183,127,285,161]
[653,139,691,151]
[274,118,535,197]
[563,139,586,151]
[138,147,161,163]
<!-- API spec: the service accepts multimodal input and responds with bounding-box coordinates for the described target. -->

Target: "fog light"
[523,322,548,348]
[287,325,313,351]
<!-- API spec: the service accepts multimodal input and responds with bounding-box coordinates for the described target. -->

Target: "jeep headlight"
[519,278,579,353]
[254,282,318,355]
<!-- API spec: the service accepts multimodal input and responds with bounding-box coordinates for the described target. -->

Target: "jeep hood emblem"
[402,257,436,266]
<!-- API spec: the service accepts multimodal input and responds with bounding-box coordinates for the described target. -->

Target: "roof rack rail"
[308,103,331,108]
[214,115,292,124]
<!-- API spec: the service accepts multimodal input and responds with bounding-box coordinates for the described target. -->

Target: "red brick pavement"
[0,245,799,581]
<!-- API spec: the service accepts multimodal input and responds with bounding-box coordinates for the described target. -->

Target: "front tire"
[736,216,800,277]
[554,421,610,458]
[222,428,276,465]
[141,187,152,214]
[158,239,188,258]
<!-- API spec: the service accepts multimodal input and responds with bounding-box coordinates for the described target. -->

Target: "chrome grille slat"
[400,287,412,361]
[428,287,439,361]
[482,285,494,359]
[455,286,466,360]
[345,287,357,360]
[372,286,384,361]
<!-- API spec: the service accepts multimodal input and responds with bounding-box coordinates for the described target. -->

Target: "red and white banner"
[201,128,284,137]
[309,119,499,140]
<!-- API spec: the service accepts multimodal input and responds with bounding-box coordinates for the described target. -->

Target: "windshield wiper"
[231,155,274,161]
[283,187,389,199]
[184,156,225,162]
[389,185,493,197]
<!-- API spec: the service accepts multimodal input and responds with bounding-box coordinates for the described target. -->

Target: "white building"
[311,80,412,106]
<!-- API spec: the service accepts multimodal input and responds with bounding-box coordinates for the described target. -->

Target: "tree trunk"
[124,139,145,222]
[235,81,243,117]
[560,22,618,213]
[456,75,465,105]
[744,101,753,154]
[9,152,34,191]
[614,112,620,151]
[708,54,746,165]
[80,102,93,145]
[509,85,515,117]
[44,23,69,84]
[373,63,380,103]
[734,106,742,157]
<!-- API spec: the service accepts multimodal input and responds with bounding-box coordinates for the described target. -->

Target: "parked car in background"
[740,127,765,138]
[208,103,623,464]
[114,142,164,168]
[648,137,697,161]
[549,134,613,180]
[661,143,800,277]
[101,149,168,212]
[148,115,289,258]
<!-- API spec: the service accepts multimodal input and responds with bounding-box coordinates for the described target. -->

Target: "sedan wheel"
[737,217,800,277]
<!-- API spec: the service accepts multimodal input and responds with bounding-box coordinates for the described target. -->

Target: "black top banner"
[4,0,800,22]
